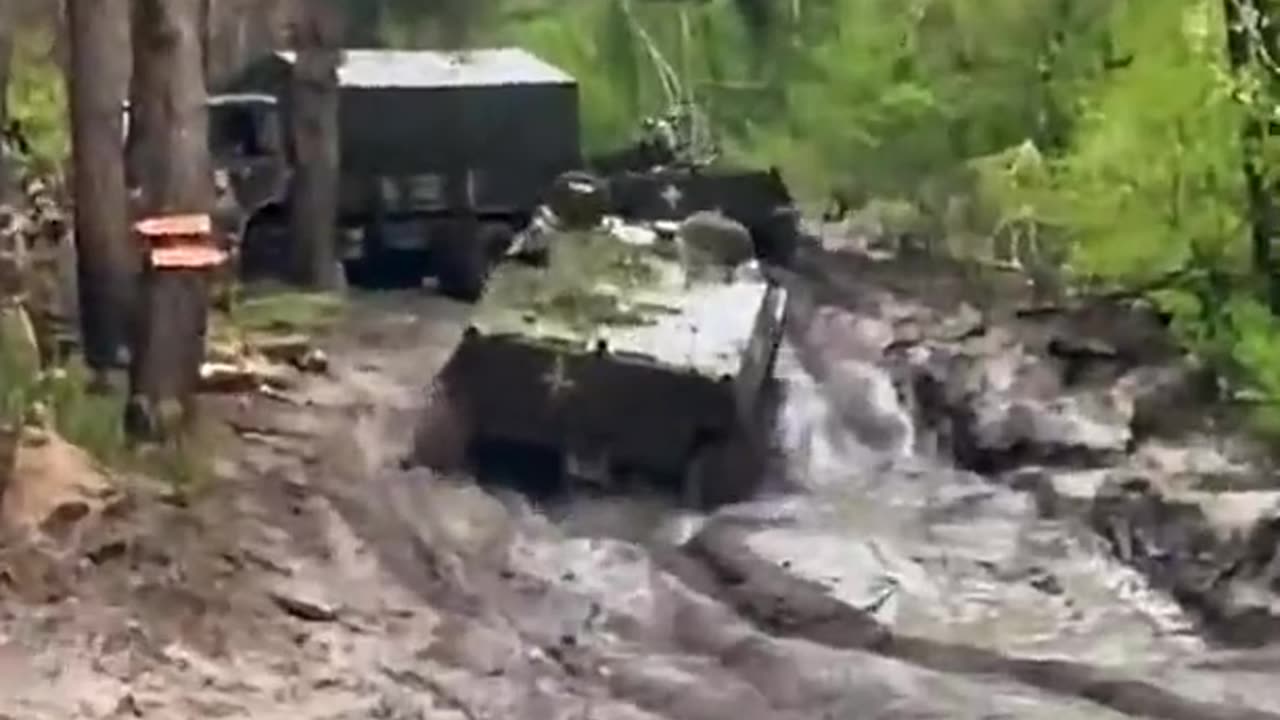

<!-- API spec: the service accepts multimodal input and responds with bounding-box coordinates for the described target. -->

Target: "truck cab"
[205,93,289,218]
[122,92,290,226]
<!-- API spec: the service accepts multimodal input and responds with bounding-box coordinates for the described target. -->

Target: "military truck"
[410,202,789,508]
[205,48,581,299]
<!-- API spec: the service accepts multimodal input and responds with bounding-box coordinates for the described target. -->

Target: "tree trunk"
[67,0,137,371]
[0,0,15,202]
[0,0,12,130]
[287,1,342,288]
[130,0,212,214]
[126,0,153,193]
[124,0,214,442]
[200,0,211,86]
[1223,0,1280,311]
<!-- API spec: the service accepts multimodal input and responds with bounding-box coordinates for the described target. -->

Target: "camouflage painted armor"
[413,205,788,508]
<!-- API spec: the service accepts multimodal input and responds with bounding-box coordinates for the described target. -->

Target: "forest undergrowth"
[9,0,1280,436]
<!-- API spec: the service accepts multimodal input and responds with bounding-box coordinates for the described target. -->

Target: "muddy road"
[4,248,1280,719]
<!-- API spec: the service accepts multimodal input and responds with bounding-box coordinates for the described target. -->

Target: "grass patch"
[43,363,129,466]
[226,286,347,336]
[0,303,42,427]
[40,361,216,495]
[4,322,222,498]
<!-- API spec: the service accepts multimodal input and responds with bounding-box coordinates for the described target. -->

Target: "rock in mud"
[269,580,341,622]
[296,348,329,374]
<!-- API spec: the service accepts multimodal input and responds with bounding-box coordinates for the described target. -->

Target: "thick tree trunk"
[130,0,212,214]
[288,1,342,288]
[125,0,214,442]
[67,0,137,371]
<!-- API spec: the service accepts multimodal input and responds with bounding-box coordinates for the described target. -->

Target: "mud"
[2,247,1280,718]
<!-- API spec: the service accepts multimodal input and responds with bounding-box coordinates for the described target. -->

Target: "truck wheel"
[436,224,490,301]
[239,214,287,282]
[368,251,429,289]
[479,222,515,261]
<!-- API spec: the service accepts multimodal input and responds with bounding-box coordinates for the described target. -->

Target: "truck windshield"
[121,98,281,158]
[210,105,270,158]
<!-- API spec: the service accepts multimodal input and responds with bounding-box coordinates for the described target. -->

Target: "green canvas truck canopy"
[221,46,582,201]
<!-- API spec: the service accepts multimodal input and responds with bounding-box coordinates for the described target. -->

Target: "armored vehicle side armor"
[412,208,788,508]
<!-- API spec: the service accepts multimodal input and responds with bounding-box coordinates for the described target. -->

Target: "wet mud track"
[306,267,1280,718]
[283,270,1280,717]
[6,250,1280,718]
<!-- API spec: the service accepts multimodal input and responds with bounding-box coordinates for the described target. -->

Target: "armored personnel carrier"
[411,201,789,508]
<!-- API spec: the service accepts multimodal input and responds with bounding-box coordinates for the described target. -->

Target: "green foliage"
[504,5,641,151]
[1050,1,1246,283]
[7,28,69,175]
[0,305,41,427]
[11,0,1280,441]
[0,337,129,470]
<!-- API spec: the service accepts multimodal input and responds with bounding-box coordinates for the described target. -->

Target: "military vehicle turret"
[600,163,802,267]
[588,110,804,269]
[410,197,789,508]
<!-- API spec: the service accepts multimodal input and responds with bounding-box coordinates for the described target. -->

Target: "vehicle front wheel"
[478,222,516,263]
[238,213,289,282]
[435,222,490,301]
[409,375,472,473]
[683,427,761,511]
